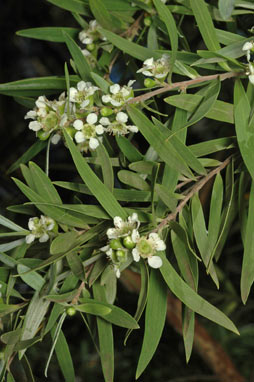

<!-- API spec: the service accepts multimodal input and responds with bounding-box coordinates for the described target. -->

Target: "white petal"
[73,119,83,130]
[77,81,86,91]
[128,125,138,133]
[39,233,49,243]
[29,121,42,131]
[95,124,104,135]
[110,99,122,107]
[102,95,111,103]
[144,57,154,66]
[148,256,163,268]
[142,70,153,77]
[131,229,140,243]
[28,218,36,230]
[114,216,123,228]
[69,88,77,102]
[80,99,90,109]
[249,74,254,84]
[75,131,86,143]
[87,113,98,124]
[100,245,110,252]
[89,137,99,150]
[242,41,254,51]
[155,73,166,79]
[51,134,61,145]
[99,117,110,126]
[59,113,68,127]
[115,267,121,278]
[84,37,93,44]
[107,228,118,239]
[35,96,47,108]
[82,49,91,57]
[110,84,120,94]
[127,80,136,87]
[26,234,35,244]
[132,248,140,262]
[156,240,166,251]
[116,112,128,123]
[24,110,37,120]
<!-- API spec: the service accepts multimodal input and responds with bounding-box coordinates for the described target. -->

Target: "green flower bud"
[144,17,152,27]
[110,239,123,250]
[100,107,113,117]
[123,236,135,249]
[116,249,126,261]
[144,78,157,88]
[66,307,76,316]
[87,43,95,51]
[37,130,51,141]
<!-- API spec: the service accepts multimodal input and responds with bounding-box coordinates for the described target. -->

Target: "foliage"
[1,0,254,381]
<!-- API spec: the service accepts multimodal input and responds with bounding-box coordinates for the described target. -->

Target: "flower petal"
[148,256,163,268]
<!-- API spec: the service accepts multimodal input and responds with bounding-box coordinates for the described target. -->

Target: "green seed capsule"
[144,78,157,88]
[37,130,50,141]
[116,249,126,260]
[144,17,152,27]
[100,107,113,117]
[87,43,95,51]
[123,236,135,249]
[110,239,123,250]
[66,307,76,316]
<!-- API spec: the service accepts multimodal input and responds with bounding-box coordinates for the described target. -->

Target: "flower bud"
[87,43,95,51]
[100,107,113,117]
[144,78,157,88]
[66,307,76,316]
[144,17,152,27]
[116,249,126,260]
[37,130,51,141]
[110,238,123,250]
[123,236,135,249]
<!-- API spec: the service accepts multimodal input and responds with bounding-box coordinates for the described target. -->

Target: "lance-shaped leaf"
[159,253,239,334]
[52,327,75,382]
[63,130,127,219]
[127,106,194,178]
[16,27,79,42]
[47,0,90,15]
[234,79,254,181]
[7,141,47,174]
[241,181,254,303]
[219,0,235,20]
[89,0,119,31]
[136,269,167,378]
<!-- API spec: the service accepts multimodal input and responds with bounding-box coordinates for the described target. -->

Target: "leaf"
[0,76,79,97]
[136,269,167,378]
[53,328,75,382]
[153,0,178,81]
[50,231,80,255]
[127,106,193,178]
[93,282,114,382]
[182,307,195,363]
[63,32,91,81]
[0,215,24,232]
[16,27,79,42]
[234,79,254,181]
[189,137,235,157]
[89,0,118,30]
[96,143,114,192]
[159,253,239,334]
[155,184,182,211]
[190,0,220,51]
[219,0,235,20]
[116,136,144,162]
[0,239,25,253]
[47,0,90,15]
[7,141,47,174]
[91,72,109,93]
[64,130,127,219]
[164,94,234,124]
[241,181,254,303]
[118,170,150,191]
[17,264,45,291]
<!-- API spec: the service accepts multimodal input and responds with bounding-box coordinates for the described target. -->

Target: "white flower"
[131,232,165,269]
[69,81,98,108]
[26,215,55,244]
[78,19,105,46]
[102,81,135,107]
[243,41,254,62]
[74,113,104,151]
[103,112,138,136]
[137,55,170,80]
[106,213,140,240]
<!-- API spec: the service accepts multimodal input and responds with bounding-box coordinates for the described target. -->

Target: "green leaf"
[17,264,45,291]
[234,79,254,181]
[118,170,150,191]
[0,76,79,97]
[159,253,239,334]
[50,231,80,255]
[93,282,114,382]
[189,137,235,157]
[63,32,91,81]
[47,0,90,15]
[241,181,254,303]
[127,106,193,178]
[182,307,195,363]
[153,0,178,81]
[0,239,25,253]
[155,184,182,211]
[7,141,47,174]
[0,215,24,232]
[89,0,118,30]
[136,269,167,378]
[129,161,155,175]
[96,143,114,192]
[190,0,220,51]
[16,27,79,42]
[91,72,109,93]
[64,130,127,219]
[116,136,144,162]
[164,94,234,124]
[219,0,235,20]
[53,328,75,382]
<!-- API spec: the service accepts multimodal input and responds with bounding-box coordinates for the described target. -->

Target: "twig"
[71,280,85,305]
[153,155,232,233]
[128,71,242,105]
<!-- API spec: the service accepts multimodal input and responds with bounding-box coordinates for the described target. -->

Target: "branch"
[128,71,242,105]
[153,155,232,233]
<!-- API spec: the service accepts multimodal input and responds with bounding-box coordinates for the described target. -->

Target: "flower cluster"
[242,41,254,85]
[25,79,138,151]
[79,20,106,48]
[101,214,165,277]
[137,55,170,81]
[25,215,56,244]
[25,93,67,144]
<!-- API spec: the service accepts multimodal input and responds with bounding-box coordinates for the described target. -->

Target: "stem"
[128,71,242,105]
[153,155,232,233]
